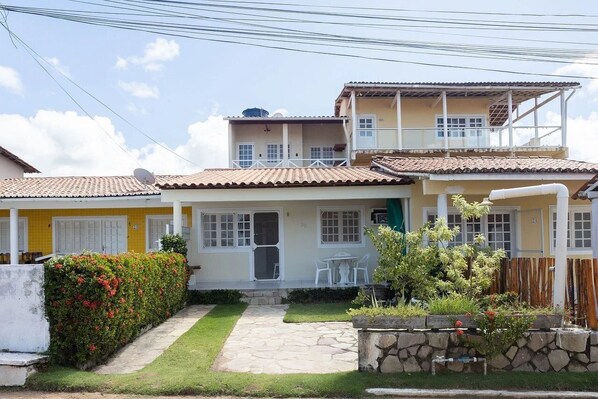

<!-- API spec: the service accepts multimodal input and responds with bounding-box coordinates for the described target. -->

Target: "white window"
[426,209,514,257]
[201,212,251,249]
[54,217,127,255]
[310,146,334,165]
[319,208,362,246]
[266,144,290,163]
[237,143,254,168]
[436,115,486,138]
[146,215,188,252]
[551,206,592,254]
[0,218,27,252]
[357,115,376,148]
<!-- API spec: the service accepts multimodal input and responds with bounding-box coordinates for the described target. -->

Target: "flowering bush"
[44,252,189,369]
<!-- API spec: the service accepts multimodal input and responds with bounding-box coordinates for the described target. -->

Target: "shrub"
[428,294,480,315]
[160,234,188,257]
[347,304,427,318]
[188,289,243,304]
[44,252,189,369]
[286,287,359,304]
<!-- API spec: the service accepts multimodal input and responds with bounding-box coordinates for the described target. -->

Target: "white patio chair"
[314,259,332,286]
[353,253,370,285]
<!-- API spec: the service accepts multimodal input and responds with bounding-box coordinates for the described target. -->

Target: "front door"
[357,115,376,149]
[252,212,280,280]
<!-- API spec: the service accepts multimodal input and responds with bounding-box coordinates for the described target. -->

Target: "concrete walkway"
[213,305,357,374]
[95,305,214,374]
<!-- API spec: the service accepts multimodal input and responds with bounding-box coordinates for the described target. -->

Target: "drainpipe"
[488,183,568,310]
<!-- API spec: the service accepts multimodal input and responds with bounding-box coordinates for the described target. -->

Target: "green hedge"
[187,289,243,305]
[286,287,359,304]
[44,252,189,369]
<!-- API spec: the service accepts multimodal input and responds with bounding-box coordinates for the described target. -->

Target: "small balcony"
[354,125,564,152]
[231,158,348,169]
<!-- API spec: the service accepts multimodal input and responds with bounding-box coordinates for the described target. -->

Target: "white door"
[357,115,376,149]
[238,144,254,168]
[102,219,126,254]
[252,211,280,280]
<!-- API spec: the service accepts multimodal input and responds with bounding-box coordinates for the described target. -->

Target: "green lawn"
[23,304,598,397]
[283,302,354,323]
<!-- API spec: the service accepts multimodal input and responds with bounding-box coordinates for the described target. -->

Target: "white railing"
[355,126,563,151]
[231,158,348,169]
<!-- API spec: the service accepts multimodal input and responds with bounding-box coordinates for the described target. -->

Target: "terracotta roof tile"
[0,175,178,199]
[372,156,598,175]
[158,167,411,189]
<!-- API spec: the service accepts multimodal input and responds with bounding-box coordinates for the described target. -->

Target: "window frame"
[52,216,128,255]
[549,205,592,255]
[356,114,377,148]
[145,214,188,252]
[198,210,253,253]
[423,206,518,257]
[237,142,255,168]
[435,114,487,138]
[0,217,28,253]
[317,206,365,248]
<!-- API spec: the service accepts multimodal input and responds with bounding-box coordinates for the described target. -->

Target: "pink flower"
[455,320,463,328]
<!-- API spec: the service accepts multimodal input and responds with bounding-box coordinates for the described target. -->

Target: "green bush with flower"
[44,252,189,369]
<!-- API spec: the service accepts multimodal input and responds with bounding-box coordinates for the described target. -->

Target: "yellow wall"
[409,180,592,258]
[0,207,192,255]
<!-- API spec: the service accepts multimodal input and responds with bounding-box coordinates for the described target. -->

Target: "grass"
[21,304,598,397]
[283,302,353,323]
[347,303,427,318]
[427,295,480,315]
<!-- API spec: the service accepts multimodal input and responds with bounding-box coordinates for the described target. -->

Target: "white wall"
[0,265,50,352]
[0,155,25,178]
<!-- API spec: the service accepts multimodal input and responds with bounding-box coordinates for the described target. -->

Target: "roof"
[158,167,411,189]
[573,174,598,200]
[334,81,581,125]
[225,116,347,124]
[372,156,598,176]
[0,147,40,174]
[0,175,179,199]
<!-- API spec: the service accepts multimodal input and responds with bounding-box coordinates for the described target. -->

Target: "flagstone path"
[213,305,357,374]
[95,305,214,374]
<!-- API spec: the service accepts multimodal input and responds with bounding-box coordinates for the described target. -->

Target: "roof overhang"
[573,173,598,200]
[161,185,411,203]
[0,195,171,210]
[225,116,348,124]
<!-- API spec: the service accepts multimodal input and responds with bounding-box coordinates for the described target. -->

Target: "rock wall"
[359,329,598,373]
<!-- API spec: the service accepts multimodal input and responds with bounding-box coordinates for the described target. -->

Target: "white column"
[282,123,289,167]
[507,90,513,149]
[442,91,448,151]
[9,208,18,265]
[228,123,234,167]
[592,196,598,259]
[560,89,567,147]
[351,90,357,150]
[396,91,402,150]
[534,97,539,141]
[437,194,448,223]
[173,201,182,236]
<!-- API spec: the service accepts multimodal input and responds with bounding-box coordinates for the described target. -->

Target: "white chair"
[314,259,332,286]
[353,253,370,285]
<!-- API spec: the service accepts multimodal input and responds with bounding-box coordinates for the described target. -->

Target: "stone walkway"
[95,305,214,374]
[213,305,357,374]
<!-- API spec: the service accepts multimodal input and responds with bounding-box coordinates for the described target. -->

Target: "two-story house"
[159,81,598,289]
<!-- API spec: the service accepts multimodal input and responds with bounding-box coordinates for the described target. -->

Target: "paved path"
[213,305,357,374]
[95,305,214,374]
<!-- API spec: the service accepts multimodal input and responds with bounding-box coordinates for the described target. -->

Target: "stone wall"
[0,265,49,352]
[359,329,598,373]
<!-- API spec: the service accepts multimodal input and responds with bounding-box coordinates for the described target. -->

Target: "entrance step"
[240,289,287,305]
[0,352,48,386]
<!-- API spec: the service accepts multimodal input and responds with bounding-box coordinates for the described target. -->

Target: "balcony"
[231,158,348,169]
[354,125,564,152]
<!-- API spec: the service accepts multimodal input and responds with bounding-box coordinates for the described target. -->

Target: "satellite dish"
[272,112,284,118]
[133,168,156,185]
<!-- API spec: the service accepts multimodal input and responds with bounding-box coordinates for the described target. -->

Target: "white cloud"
[545,111,598,163]
[555,53,598,93]
[118,81,160,99]
[126,102,148,115]
[0,110,227,176]
[45,57,71,78]
[114,38,180,72]
[0,65,24,95]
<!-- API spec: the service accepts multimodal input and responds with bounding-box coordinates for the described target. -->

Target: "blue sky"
[1,1,598,175]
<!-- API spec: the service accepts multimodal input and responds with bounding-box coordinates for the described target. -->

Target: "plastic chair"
[353,253,370,285]
[272,262,279,279]
[314,259,332,286]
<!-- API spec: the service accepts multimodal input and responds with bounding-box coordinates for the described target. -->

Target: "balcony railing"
[231,158,348,168]
[355,126,563,151]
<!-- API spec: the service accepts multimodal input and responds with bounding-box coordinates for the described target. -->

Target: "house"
[0,146,39,178]
[0,175,192,264]
[161,81,598,289]
[573,173,598,258]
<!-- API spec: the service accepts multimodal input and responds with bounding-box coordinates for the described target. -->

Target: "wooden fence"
[490,257,598,330]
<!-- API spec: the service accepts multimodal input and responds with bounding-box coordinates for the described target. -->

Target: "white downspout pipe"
[488,183,569,310]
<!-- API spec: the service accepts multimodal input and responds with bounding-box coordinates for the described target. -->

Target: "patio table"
[323,255,357,285]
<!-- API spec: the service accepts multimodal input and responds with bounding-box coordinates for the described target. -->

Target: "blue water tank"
[242,107,269,117]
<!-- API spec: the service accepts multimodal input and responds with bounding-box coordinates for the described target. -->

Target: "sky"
[1,0,598,176]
